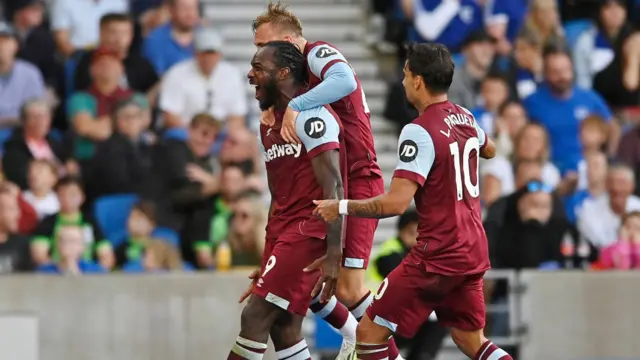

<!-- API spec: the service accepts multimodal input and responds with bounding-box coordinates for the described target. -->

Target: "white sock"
[232,336,267,360]
[350,292,374,320]
[276,339,311,359]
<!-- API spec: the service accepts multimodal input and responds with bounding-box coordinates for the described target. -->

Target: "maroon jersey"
[260,105,346,239]
[303,41,382,178]
[393,101,490,275]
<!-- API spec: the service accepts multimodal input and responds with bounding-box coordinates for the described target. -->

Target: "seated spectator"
[508,27,543,99]
[472,73,510,136]
[0,22,45,127]
[492,100,528,158]
[599,210,640,270]
[522,0,564,46]
[565,151,608,224]
[122,238,184,273]
[31,176,104,265]
[219,126,259,174]
[481,123,560,205]
[1,180,38,234]
[578,164,640,250]
[574,0,640,107]
[12,0,57,89]
[50,0,127,57]
[86,97,153,202]
[160,27,247,129]
[577,115,610,190]
[449,30,497,110]
[142,0,200,75]
[0,185,33,272]
[37,225,105,274]
[151,114,220,266]
[524,45,617,174]
[73,13,159,98]
[227,191,266,267]
[67,48,140,161]
[23,159,59,219]
[2,99,70,190]
[484,0,528,56]
[617,116,640,195]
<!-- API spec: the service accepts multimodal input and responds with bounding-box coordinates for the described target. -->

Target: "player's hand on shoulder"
[313,199,340,223]
[304,246,342,303]
[238,268,261,303]
[281,106,301,144]
[260,107,276,127]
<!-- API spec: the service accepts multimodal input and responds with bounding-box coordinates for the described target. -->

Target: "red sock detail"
[474,340,513,360]
[227,353,247,360]
[387,337,399,359]
[325,301,350,328]
[356,343,389,360]
[349,291,373,321]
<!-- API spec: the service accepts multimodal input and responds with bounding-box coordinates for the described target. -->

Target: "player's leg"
[228,294,280,359]
[355,261,434,360]
[309,287,358,344]
[270,312,312,360]
[437,273,513,360]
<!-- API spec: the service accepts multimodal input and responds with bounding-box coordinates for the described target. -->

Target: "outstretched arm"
[343,178,418,218]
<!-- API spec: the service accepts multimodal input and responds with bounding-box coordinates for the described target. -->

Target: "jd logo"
[399,140,418,162]
[316,47,337,58]
[304,117,326,139]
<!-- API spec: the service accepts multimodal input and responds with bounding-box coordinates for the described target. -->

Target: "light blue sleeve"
[474,119,487,147]
[394,124,435,185]
[295,107,340,156]
[289,62,357,112]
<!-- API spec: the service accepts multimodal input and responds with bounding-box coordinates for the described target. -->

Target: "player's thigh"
[343,174,385,269]
[434,272,486,332]
[366,261,435,338]
[270,311,305,350]
[252,234,326,316]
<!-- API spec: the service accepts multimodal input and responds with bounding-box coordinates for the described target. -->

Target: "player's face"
[253,23,294,48]
[248,48,280,111]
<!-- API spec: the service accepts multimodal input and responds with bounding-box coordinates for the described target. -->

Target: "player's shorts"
[343,173,385,269]
[252,232,326,316]
[366,258,486,338]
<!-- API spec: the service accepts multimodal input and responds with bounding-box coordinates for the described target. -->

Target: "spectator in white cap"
[160,27,247,130]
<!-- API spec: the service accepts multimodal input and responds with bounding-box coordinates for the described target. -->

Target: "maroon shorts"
[343,174,385,269]
[252,233,326,316]
[366,259,486,338]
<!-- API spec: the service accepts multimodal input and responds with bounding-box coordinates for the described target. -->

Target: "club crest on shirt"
[399,140,418,163]
[304,117,326,139]
[316,47,337,58]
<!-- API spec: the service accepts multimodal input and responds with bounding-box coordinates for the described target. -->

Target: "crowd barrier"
[0,271,637,360]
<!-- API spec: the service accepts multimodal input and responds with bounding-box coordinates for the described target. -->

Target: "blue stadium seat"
[151,227,180,247]
[563,20,593,49]
[163,127,188,141]
[0,129,14,153]
[93,194,139,244]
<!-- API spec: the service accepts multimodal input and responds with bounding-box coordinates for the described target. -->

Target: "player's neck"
[275,81,303,111]
[416,94,448,115]
[294,38,308,53]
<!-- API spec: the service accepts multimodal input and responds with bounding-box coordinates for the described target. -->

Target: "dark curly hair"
[262,40,308,85]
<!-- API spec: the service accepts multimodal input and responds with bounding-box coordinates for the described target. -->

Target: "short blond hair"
[253,2,303,36]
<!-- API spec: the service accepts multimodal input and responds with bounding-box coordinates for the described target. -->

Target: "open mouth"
[252,84,262,99]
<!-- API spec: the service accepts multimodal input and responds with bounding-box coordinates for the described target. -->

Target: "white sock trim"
[232,337,267,360]
[287,348,311,360]
[357,346,388,354]
[314,296,337,318]
[276,339,307,359]
[236,336,268,350]
[351,292,373,319]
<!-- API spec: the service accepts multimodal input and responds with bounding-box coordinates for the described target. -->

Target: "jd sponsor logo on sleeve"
[316,47,337,58]
[304,117,326,139]
[399,140,418,162]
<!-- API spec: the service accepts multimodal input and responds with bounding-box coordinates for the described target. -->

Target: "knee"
[356,314,390,343]
[450,328,487,356]
[240,300,272,337]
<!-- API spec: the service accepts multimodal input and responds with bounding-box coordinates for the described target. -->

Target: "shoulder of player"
[307,42,345,61]
[297,106,339,125]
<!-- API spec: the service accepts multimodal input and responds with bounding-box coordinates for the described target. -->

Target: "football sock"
[310,292,357,343]
[356,342,389,360]
[276,339,312,360]
[228,336,267,359]
[348,292,402,360]
[473,340,513,360]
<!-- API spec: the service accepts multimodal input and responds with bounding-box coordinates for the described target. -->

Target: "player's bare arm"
[480,136,496,159]
[305,149,344,302]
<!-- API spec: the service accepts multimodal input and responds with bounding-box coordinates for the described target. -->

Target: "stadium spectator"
[522,0,564,46]
[507,27,544,99]
[578,164,640,250]
[122,238,184,273]
[0,185,33,272]
[2,99,70,190]
[134,1,170,38]
[227,191,266,267]
[481,123,560,205]
[402,0,483,53]
[1,180,38,235]
[472,73,510,136]
[86,97,153,202]
[448,30,497,110]
[577,115,610,189]
[599,210,640,270]
[73,13,159,99]
[151,113,219,267]
[50,0,128,57]
[484,0,528,55]
[0,21,45,127]
[30,176,104,266]
[218,126,259,175]
[565,151,608,224]
[142,0,200,75]
[491,100,528,158]
[67,49,141,162]
[11,0,57,89]
[159,27,247,129]
[23,159,59,219]
[617,117,640,195]
[37,225,106,274]
[524,45,617,174]
[573,0,640,108]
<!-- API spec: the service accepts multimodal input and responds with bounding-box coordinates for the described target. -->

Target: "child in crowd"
[31,176,105,265]
[599,211,640,270]
[38,225,106,274]
[577,115,609,190]
[472,74,510,137]
[22,160,60,220]
[122,238,185,273]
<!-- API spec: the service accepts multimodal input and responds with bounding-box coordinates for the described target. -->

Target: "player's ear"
[277,67,290,81]
[414,74,424,92]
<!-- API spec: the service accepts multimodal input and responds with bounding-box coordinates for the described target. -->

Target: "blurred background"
[0,0,638,359]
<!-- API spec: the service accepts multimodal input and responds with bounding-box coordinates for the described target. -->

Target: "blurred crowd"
[0,0,267,274]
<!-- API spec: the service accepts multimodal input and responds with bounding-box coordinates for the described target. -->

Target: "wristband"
[338,200,349,215]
